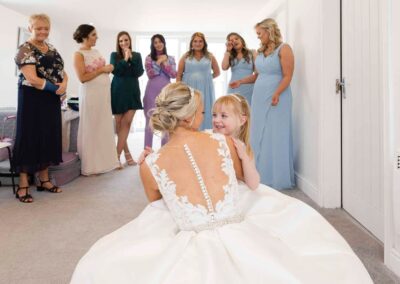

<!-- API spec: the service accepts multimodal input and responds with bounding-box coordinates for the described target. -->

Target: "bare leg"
[16,172,32,202]
[119,110,136,165]
[114,114,123,158]
[38,167,62,192]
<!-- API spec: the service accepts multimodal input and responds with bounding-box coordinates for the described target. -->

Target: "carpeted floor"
[0,133,399,284]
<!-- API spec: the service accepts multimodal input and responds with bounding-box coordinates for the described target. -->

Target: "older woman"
[250,18,295,189]
[13,14,67,203]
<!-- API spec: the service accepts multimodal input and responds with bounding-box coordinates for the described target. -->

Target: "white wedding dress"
[71,132,372,284]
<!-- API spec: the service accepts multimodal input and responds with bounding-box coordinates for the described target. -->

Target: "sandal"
[37,179,62,193]
[124,152,137,166]
[15,186,33,203]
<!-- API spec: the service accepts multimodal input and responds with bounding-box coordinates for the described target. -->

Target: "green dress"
[110,52,144,114]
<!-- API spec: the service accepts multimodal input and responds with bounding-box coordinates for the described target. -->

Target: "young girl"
[212,93,260,189]
[139,92,260,190]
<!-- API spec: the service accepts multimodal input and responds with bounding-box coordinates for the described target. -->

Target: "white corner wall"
[0,5,28,107]
[385,0,400,276]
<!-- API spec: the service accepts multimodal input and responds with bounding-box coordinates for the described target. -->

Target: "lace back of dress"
[146,132,243,232]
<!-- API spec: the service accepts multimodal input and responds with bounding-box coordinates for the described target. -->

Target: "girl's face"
[228,35,243,51]
[30,19,50,42]
[256,26,270,45]
[212,104,242,137]
[191,36,205,51]
[118,34,131,50]
[153,37,164,52]
[84,29,98,47]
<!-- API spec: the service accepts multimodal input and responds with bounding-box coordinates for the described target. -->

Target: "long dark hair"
[226,32,252,66]
[150,34,167,61]
[115,31,132,61]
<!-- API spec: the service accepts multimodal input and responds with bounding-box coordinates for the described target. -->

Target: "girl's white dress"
[71,133,372,284]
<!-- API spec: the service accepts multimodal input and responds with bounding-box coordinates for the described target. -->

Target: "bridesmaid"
[143,34,176,148]
[73,24,119,175]
[177,32,220,130]
[248,18,295,189]
[110,31,144,166]
[222,32,256,105]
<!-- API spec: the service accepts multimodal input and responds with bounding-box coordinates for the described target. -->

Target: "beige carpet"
[0,133,399,284]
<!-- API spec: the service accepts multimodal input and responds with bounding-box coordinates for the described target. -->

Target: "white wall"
[0,5,28,107]
[385,0,400,276]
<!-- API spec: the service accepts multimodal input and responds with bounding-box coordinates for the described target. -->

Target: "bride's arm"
[140,162,162,202]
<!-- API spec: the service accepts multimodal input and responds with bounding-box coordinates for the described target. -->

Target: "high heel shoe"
[37,179,62,193]
[15,186,33,203]
[124,152,137,166]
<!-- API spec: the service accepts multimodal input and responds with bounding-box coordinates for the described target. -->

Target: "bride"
[71,82,372,283]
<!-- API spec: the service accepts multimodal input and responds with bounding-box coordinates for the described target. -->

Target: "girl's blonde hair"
[213,94,253,156]
[150,82,202,134]
[255,18,282,54]
[29,13,51,27]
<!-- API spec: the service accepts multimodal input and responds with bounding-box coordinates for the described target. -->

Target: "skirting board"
[295,172,322,206]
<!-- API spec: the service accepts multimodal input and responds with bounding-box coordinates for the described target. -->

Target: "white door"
[342,0,384,241]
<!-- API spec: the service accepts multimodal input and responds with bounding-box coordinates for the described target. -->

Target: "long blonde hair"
[150,82,202,134]
[255,18,282,55]
[213,94,253,157]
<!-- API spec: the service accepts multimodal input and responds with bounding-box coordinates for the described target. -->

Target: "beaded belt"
[185,214,245,233]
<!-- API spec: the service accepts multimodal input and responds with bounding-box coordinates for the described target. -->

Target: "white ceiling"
[1,0,270,33]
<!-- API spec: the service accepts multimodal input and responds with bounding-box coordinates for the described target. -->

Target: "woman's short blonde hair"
[150,82,202,134]
[29,13,51,27]
[255,18,282,53]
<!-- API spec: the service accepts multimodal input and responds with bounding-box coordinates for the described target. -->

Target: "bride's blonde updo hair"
[150,82,202,134]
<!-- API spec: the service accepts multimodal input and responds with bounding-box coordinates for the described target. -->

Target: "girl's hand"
[124,49,132,61]
[229,80,241,89]
[101,64,114,73]
[225,41,233,52]
[232,138,249,162]
[271,93,280,106]
[157,55,168,65]
[138,146,154,165]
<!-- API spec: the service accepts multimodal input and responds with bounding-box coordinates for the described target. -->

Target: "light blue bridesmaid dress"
[227,57,254,104]
[182,56,215,130]
[250,43,295,189]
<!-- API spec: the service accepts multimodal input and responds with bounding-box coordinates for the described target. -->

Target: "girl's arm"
[211,55,220,79]
[176,55,186,82]
[229,73,258,89]
[110,52,128,76]
[130,53,145,77]
[271,44,294,106]
[140,161,162,202]
[221,51,231,70]
[232,138,260,190]
[145,55,160,79]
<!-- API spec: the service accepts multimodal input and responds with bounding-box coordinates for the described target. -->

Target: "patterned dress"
[77,49,119,175]
[13,42,64,173]
[143,54,176,147]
